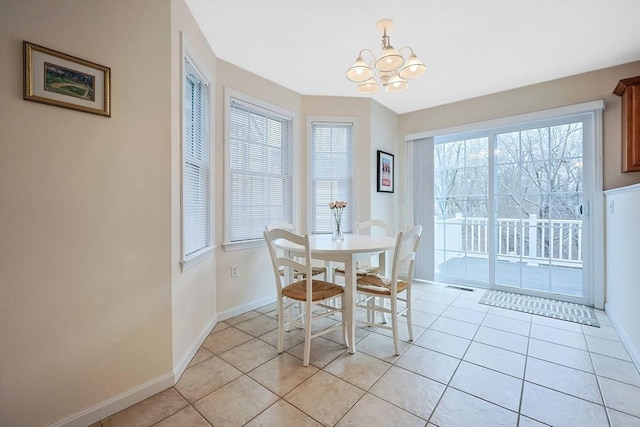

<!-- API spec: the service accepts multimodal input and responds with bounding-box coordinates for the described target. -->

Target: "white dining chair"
[334,219,392,322]
[264,228,348,366]
[265,222,328,280]
[334,219,392,278]
[355,224,423,355]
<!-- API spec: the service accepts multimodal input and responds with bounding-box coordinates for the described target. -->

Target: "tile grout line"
[515,308,533,426]
[587,334,614,427]
[242,368,327,427]
[425,290,494,425]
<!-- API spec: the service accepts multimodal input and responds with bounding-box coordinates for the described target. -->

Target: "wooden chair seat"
[279,266,327,279]
[334,265,379,276]
[356,274,408,295]
[283,280,344,301]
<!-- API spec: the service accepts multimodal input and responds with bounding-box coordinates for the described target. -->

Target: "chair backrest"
[265,221,296,232]
[356,219,392,237]
[265,222,303,265]
[264,228,313,298]
[389,224,423,286]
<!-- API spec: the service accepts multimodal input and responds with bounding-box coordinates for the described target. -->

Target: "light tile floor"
[96,282,640,427]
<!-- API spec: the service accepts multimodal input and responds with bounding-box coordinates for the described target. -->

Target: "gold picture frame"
[23,41,110,117]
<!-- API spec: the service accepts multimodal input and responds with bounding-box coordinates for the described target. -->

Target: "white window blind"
[311,122,353,234]
[183,56,211,261]
[227,96,293,242]
[409,138,434,281]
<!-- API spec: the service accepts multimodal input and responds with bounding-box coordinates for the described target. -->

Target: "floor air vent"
[446,285,475,292]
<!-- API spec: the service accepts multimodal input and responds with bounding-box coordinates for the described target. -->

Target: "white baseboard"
[605,302,640,372]
[217,295,276,321]
[173,316,218,381]
[50,316,218,427]
[49,372,175,427]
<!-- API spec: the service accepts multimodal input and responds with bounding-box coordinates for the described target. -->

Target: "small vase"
[333,217,344,241]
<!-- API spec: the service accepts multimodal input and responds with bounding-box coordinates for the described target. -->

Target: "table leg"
[326,260,334,282]
[378,251,387,276]
[345,256,356,353]
[378,250,388,324]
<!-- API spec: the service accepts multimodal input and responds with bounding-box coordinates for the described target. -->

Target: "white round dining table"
[277,233,397,354]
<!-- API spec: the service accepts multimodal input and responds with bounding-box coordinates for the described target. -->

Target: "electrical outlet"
[230,265,238,278]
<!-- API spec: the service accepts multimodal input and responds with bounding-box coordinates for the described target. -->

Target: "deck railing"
[435,213,583,267]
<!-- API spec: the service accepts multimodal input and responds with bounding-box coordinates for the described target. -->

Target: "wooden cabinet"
[614,76,640,173]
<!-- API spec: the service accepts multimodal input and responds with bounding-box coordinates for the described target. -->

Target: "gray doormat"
[478,290,600,327]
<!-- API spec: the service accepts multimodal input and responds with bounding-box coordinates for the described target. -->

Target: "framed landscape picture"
[23,41,110,117]
[377,150,394,193]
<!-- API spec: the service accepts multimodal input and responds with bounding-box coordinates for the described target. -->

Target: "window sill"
[180,245,216,272]
[222,239,265,252]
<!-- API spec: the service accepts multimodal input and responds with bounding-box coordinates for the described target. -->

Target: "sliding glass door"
[434,137,490,286]
[430,114,593,305]
[493,120,586,299]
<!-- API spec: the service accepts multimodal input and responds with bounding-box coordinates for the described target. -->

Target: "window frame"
[307,117,357,234]
[180,50,214,271]
[223,88,295,251]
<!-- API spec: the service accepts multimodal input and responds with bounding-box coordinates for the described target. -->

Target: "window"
[225,91,293,247]
[182,55,212,269]
[310,121,353,234]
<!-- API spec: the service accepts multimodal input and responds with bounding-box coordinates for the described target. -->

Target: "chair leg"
[391,298,399,356]
[341,294,348,348]
[277,297,285,353]
[406,295,414,342]
[284,299,293,332]
[303,300,312,367]
[380,297,389,324]
[366,297,373,324]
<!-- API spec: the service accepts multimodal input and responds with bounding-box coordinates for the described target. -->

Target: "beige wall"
[0,1,173,426]
[370,101,400,230]
[170,0,218,374]
[214,60,303,318]
[399,61,640,191]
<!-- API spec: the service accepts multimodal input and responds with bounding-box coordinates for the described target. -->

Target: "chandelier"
[346,19,426,94]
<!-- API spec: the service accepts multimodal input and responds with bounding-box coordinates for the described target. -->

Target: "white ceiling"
[185,0,640,115]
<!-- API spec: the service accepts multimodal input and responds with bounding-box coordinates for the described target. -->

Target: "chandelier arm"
[397,46,415,57]
[359,48,378,63]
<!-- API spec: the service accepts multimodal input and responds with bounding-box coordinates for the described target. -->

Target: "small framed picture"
[377,150,394,193]
[23,41,111,117]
